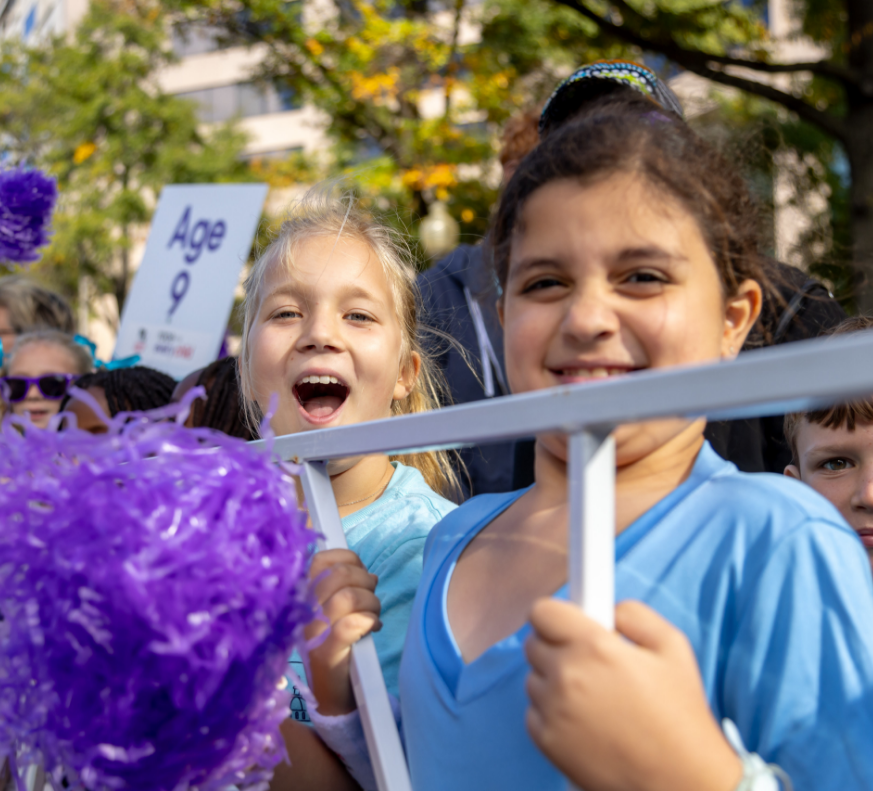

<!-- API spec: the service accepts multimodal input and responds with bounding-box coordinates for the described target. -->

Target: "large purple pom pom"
[0,167,58,266]
[0,409,313,790]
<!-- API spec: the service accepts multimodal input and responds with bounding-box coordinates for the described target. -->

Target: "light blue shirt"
[288,461,456,722]
[399,443,873,791]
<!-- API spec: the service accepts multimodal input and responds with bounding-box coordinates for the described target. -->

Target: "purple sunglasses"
[1,373,78,403]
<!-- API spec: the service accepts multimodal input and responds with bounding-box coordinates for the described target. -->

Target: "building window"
[176,81,300,123]
[171,26,226,58]
[22,4,36,37]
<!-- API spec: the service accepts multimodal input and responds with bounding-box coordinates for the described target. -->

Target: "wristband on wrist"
[722,719,793,791]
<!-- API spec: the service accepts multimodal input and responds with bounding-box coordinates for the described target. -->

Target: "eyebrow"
[261,282,385,306]
[615,245,686,263]
[510,245,685,277]
[803,443,860,457]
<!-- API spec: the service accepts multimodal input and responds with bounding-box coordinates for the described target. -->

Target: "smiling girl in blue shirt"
[309,96,873,791]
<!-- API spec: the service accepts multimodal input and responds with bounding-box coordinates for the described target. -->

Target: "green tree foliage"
[547,0,873,311]
[174,0,634,250]
[0,0,251,316]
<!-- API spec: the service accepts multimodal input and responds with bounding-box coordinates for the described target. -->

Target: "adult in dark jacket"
[418,110,540,498]
[418,243,513,497]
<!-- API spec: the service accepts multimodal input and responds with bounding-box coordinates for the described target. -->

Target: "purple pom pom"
[0,167,58,267]
[0,410,313,790]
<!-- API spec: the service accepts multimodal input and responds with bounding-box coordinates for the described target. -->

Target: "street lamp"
[419,201,459,260]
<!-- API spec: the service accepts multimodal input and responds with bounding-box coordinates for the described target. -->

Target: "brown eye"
[823,458,852,471]
[522,277,563,293]
[625,270,667,284]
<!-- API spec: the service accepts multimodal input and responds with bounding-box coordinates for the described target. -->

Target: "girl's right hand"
[525,599,743,791]
[305,549,382,716]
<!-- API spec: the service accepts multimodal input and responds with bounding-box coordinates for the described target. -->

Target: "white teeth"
[562,368,628,378]
[298,374,342,385]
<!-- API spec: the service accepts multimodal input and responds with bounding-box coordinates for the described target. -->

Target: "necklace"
[337,467,392,508]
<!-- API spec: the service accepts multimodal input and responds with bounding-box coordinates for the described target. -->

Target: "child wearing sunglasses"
[2,330,92,428]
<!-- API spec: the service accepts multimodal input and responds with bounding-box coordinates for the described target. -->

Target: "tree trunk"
[114,230,130,321]
[846,0,873,313]
[847,124,873,313]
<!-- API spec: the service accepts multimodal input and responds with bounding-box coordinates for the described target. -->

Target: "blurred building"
[0,0,86,41]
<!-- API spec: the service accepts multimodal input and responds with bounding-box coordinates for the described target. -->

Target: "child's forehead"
[798,418,873,454]
[260,234,394,300]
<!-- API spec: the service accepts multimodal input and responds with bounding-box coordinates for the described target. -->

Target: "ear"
[721,279,762,359]
[394,350,421,401]
[784,464,801,480]
[496,298,504,328]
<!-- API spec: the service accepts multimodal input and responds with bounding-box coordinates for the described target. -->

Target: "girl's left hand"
[525,599,743,791]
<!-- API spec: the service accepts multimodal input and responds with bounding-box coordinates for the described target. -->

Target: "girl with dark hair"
[171,356,254,440]
[60,366,176,433]
[314,99,873,791]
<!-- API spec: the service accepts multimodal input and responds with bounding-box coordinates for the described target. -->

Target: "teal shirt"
[288,461,456,722]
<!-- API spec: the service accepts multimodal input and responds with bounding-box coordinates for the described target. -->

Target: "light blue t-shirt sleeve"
[286,463,456,722]
[725,518,873,788]
[369,534,429,699]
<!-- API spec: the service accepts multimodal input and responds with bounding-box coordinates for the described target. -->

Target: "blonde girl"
[237,186,458,789]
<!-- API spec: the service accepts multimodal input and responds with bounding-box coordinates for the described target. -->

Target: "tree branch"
[444,0,465,120]
[552,0,848,143]
[606,0,859,85]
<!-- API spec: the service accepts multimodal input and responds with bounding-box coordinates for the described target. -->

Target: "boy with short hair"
[784,316,873,568]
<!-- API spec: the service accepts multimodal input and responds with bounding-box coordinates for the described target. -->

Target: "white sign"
[114,183,268,379]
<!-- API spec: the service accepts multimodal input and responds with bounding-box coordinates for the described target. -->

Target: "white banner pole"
[298,461,412,791]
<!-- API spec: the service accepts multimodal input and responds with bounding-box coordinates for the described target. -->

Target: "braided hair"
[60,366,176,416]
[189,356,253,440]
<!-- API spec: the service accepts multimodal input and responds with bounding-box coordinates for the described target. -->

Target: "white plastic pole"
[299,461,413,791]
[567,430,616,628]
[566,430,615,791]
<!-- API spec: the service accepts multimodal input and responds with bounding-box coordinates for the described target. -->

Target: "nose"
[851,465,873,513]
[295,306,344,353]
[561,281,621,345]
[25,382,42,401]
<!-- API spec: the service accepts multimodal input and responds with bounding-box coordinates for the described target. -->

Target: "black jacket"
[418,244,517,498]
[704,260,846,472]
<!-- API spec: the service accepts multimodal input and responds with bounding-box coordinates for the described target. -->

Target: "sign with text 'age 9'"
[114,184,268,380]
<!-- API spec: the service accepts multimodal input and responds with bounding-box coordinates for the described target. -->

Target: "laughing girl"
[238,188,458,788]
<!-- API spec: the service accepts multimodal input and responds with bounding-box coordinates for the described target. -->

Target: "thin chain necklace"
[337,466,392,508]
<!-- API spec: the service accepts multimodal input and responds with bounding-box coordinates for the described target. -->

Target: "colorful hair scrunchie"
[74,333,141,370]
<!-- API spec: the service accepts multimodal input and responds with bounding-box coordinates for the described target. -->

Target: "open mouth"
[293,374,350,420]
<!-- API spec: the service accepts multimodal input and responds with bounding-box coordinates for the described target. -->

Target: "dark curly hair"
[189,356,254,441]
[490,95,769,301]
[60,366,176,416]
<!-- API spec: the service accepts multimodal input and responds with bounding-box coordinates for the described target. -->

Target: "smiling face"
[246,233,416,437]
[786,419,873,564]
[501,174,761,468]
[6,341,81,428]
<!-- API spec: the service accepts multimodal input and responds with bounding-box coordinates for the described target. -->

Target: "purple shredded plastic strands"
[0,167,57,268]
[0,404,315,791]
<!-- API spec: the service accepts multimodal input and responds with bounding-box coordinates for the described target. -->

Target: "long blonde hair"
[238,185,462,501]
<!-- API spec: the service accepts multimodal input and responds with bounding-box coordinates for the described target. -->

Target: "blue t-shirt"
[288,461,456,722]
[399,442,873,791]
